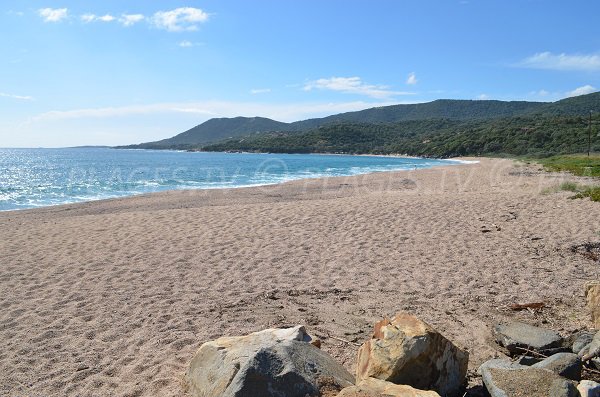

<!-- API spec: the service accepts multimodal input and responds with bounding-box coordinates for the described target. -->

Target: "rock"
[580,330,600,369]
[479,358,578,397]
[531,352,581,381]
[185,325,354,397]
[356,313,468,397]
[578,380,600,397]
[336,377,440,397]
[572,331,595,354]
[493,322,563,355]
[586,282,600,328]
[578,342,591,358]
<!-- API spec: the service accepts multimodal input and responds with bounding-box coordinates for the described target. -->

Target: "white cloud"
[81,13,96,23]
[0,92,33,101]
[119,14,145,26]
[406,72,418,85]
[38,8,68,22]
[81,13,115,23]
[98,14,115,22]
[566,85,597,97]
[178,40,204,48]
[250,88,271,94]
[519,51,600,71]
[152,7,209,32]
[477,94,490,100]
[303,76,414,99]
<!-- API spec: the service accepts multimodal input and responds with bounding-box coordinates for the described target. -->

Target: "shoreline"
[2,157,599,396]
[0,153,472,214]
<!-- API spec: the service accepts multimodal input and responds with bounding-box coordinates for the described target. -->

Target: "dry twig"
[328,334,361,347]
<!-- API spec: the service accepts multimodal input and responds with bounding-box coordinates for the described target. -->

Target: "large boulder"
[493,322,564,355]
[356,313,468,397]
[336,377,440,397]
[185,325,354,397]
[586,282,600,328]
[478,359,578,397]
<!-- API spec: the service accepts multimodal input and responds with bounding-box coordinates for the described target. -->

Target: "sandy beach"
[1,157,599,396]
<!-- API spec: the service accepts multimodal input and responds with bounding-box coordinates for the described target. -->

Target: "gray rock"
[549,379,579,397]
[572,331,595,354]
[185,325,354,397]
[493,322,563,355]
[579,343,591,358]
[531,352,581,381]
[585,330,600,357]
[580,331,600,369]
[578,380,600,397]
[478,358,577,397]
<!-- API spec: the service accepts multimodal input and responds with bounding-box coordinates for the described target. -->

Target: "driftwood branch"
[513,346,548,358]
[328,334,361,347]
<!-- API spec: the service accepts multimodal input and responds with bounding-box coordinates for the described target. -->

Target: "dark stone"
[531,353,582,381]
[572,331,595,354]
[493,322,563,355]
[479,359,578,397]
[516,355,543,365]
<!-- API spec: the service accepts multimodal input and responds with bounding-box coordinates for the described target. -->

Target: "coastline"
[0,150,464,214]
[1,157,599,396]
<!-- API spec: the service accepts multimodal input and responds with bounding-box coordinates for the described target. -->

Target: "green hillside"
[203,114,599,158]
[119,98,550,149]
[290,99,546,130]
[119,92,600,157]
[118,117,289,149]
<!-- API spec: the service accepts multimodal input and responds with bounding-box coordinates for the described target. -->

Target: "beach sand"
[1,157,599,396]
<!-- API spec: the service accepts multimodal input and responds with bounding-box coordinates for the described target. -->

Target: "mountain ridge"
[117,93,600,155]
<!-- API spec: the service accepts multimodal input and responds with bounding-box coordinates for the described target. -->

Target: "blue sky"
[1,0,600,147]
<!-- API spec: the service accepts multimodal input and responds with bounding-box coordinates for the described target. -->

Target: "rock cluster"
[185,313,468,397]
[185,309,600,397]
[481,320,600,397]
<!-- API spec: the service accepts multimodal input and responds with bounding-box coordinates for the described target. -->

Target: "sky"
[1,0,600,148]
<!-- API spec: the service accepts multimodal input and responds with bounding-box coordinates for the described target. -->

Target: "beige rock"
[586,282,600,328]
[337,377,440,397]
[185,325,354,397]
[356,313,468,397]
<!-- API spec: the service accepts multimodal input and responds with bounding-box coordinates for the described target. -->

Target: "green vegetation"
[542,181,584,195]
[203,114,599,158]
[575,186,600,201]
[573,186,600,202]
[541,180,600,202]
[535,154,600,177]
[119,92,600,152]
[118,117,290,149]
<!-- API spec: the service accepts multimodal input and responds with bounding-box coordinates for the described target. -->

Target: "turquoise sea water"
[0,148,459,211]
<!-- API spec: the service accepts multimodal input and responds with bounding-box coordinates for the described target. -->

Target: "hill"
[119,98,551,149]
[119,92,600,156]
[203,93,600,158]
[289,99,546,130]
[119,117,289,149]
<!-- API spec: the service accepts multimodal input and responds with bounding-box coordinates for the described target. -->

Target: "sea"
[0,148,461,211]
